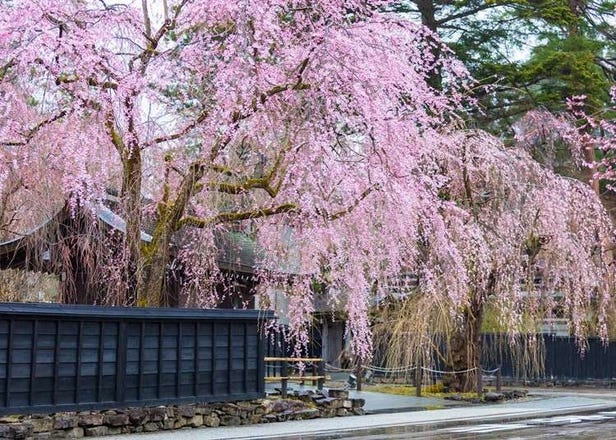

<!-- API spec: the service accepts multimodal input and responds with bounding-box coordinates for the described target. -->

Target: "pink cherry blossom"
[0,1,613,361]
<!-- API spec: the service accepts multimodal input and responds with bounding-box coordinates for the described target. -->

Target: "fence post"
[476,367,483,398]
[496,366,502,392]
[317,360,325,391]
[312,362,318,387]
[281,361,288,398]
[415,364,422,397]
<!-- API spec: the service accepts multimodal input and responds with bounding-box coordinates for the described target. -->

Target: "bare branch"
[141,0,152,39]
[320,183,380,221]
[0,110,68,147]
[435,2,504,25]
[132,0,188,72]
[231,57,312,123]
[162,0,169,21]
[105,112,125,154]
[211,164,235,177]
[0,59,15,81]
[179,203,298,228]
[147,109,209,146]
[55,73,118,90]
[204,177,279,198]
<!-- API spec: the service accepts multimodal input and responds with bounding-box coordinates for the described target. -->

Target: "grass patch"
[365,383,478,400]
[365,384,416,396]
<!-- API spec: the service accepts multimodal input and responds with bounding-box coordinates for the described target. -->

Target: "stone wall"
[0,389,364,439]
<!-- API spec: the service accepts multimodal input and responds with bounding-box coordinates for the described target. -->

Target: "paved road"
[345,411,616,439]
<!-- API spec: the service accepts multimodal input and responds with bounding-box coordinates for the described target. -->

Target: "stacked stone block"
[0,389,364,438]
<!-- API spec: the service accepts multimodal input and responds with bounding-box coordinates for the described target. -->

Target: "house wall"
[264,288,290,326]
[320,320,345,366]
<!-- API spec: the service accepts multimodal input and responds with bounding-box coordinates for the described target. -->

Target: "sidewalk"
[106,393,616,440]
[349,389,465,413]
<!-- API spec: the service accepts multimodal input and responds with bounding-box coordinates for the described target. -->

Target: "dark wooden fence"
[367,333,616,382]
[0,303,272,415]
[484,334,616,381]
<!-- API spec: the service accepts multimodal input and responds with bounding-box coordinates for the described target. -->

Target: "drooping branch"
[261,81,311,101]
[0,174,23,235]
[148,59,310,148]
[461,141,480,220]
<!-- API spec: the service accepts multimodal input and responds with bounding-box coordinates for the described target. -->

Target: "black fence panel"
[542,335,615,380]
[0,303,273,415]
[482,334,616,381]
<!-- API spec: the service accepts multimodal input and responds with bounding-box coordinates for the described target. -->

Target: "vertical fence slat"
[227,322,232,396]
[75,321,83,404]
[53,320,60,405]
[243,323,248,394]
[4,319,12,408]
[194,322,200,398]
[158,322,163,400]
[28,320,38,406]
[115,321,127,405]
[211,323,216,396]
[138,322,145,402]
[97,321,104,403]
[176,322,182,398]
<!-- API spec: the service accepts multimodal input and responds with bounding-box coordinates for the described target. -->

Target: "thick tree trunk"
[138,246,169,307]
[136,167,199,306]
[138,222,173,307]
[582,140,600,194]
[415,0,442,90]
[444,299,484,392]
[121,151,144,305]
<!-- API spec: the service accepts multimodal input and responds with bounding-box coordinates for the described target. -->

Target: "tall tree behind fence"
[0,303,272,415]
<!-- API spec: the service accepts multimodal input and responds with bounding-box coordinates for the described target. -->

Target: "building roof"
[0,202,299,276]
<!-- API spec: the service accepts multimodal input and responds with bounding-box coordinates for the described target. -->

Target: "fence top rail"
[0,302,275,321]
[264,376,327,381]
[264,357,323,362]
